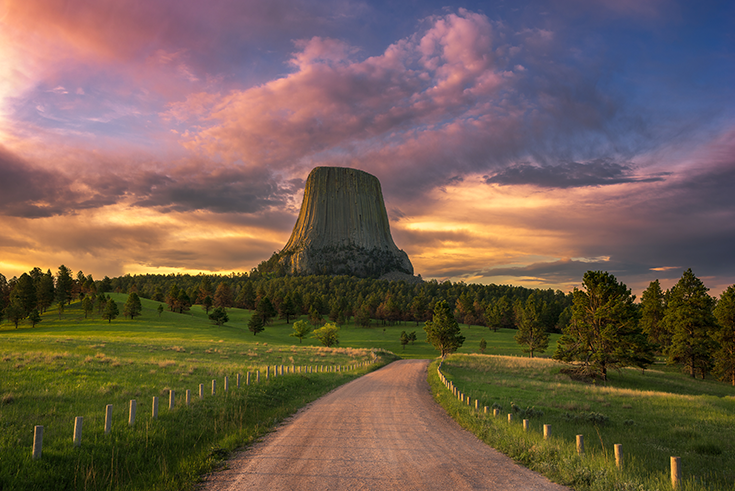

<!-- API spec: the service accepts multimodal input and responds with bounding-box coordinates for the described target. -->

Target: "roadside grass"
[430,354,735,491]
[0,295,394,490]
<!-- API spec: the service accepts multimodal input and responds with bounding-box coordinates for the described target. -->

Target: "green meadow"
[431,354,735,490]
[3,293,735,490]
[0,295,395,491]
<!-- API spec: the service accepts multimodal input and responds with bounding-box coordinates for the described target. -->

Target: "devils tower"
[265,167,414,278]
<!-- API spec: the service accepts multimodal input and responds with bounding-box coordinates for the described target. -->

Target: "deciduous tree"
[290,320,311,343]
[313,323,340,347]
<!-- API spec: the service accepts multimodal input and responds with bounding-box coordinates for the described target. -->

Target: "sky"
[0,0,733,297]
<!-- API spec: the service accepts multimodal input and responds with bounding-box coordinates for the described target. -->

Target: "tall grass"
[431,355,735,490]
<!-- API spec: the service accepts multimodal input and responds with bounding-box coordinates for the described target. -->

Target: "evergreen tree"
[177,290,191,313]
[82,296,94,318]
[355,303,372,327]
[99,276,113,292]
[514,293,549,358]
[713,285,735,386]
[554,271,652,381]
[166,285,180,312]
[124,293,143,320]
[28,309,42,328]
[199,276,213,303]
[235,282,256,310]
[5,298,24,328]
[209,306,229,325]
[641,279,668,349]
[102,298,119,323]
[256,296,277,325]
[663,269,718,378]
[424,300,465,359]
[202,295,213,314]
[157,303,164,317]
[55,265,74,305]
[12,273,37,317]
[214,282,233,308]
[479,338,487,353]
[279,294,298,324]
[36,270,55,312]
[248,313,265,335]
[485,295,514,332]
[400,331,409,350]
[96,294,108,314]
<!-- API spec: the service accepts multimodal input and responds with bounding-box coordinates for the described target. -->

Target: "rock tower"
[269,166,414,278]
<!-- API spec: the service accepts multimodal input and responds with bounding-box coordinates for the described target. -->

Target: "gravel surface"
[201,359,569,490]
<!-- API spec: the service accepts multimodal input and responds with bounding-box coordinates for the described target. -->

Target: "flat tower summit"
[267,167,414,278]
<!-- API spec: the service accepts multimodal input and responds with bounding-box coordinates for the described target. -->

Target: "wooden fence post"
[212,379,216,396]
[169,390,175,410]
[484,406,488,414]
[237,373,241,388]
[576,435,584,455]
[523,419,529,431]
[224,376,229,392]
[246,372,251,385]
[186,389,191,406]
[73,417,83,447]
[199,384,204,399]
[152,397,158,419]
[257,370,260,383]
[129,400,136,426]
[493,408,500,417]
[614,444,623,468]
[507,413,513,423]
[266,366,270,380]
[105,404,113,434]
[32,426,43,460]
[671,456,681,489]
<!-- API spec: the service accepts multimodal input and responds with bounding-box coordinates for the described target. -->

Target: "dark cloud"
[484,159,669,188]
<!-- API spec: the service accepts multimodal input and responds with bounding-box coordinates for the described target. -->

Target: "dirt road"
[202,359,568,490]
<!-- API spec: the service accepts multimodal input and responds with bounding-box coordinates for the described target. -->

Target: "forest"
[1,265,734,385]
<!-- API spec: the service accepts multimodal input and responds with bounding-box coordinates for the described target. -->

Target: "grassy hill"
[2,294,735,490]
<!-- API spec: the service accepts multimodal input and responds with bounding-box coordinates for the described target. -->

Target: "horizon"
[1,0,733,298]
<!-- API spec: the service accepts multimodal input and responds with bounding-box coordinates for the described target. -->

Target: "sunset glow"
[1,0,733,295]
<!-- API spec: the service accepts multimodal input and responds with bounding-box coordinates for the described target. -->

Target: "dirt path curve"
[201,359,569,490]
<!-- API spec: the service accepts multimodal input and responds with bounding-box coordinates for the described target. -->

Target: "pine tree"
[663,269,717,378]
[248,313,265,335]
[103,298,119,323]
[55,265,74,306]
[554,271,652,381]
[424,300,465,359]
[82,296,94,318]
[209,306,229,325]
[124,293,142,320]
[214,283,233,308]
[514,293,549,358]
[641,279,668,350]
[713,285,735,385]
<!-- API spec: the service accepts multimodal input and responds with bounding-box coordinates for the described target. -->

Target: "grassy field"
[431,354,735,490]
[4,294,735,490]
[0,295,395,491]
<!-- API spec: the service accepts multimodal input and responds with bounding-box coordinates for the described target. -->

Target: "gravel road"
[201,359,569,490]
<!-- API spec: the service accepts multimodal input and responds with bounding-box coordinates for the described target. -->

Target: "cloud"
[484,159,669,188]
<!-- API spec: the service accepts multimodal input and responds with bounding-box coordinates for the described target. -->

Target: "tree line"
[2,265,733,385]
[550,269,735,386]
[0,267,573,333]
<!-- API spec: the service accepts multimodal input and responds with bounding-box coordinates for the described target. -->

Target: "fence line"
[435,363,681,489]
[28,358,377,460]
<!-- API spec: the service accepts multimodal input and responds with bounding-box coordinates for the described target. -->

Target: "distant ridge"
[263,166,414,278]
